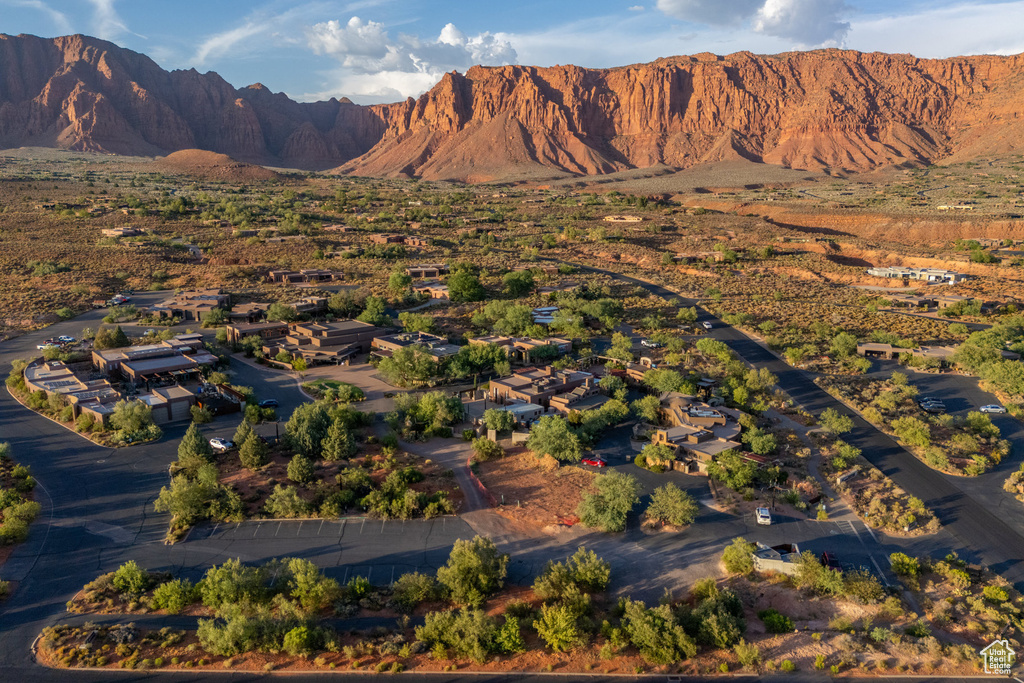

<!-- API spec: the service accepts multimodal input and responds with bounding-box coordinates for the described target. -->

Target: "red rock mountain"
[3,33,1024,180]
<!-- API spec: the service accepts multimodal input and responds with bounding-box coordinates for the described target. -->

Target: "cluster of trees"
[707,449,786,492]
[525,401,629,466]
[154,423,245,542]
[386,391,465,438]
[953,316,1024,400]
[0,443,41,545]
[377,341,509,388]
[285,400,372,460]
[108,399,162,445]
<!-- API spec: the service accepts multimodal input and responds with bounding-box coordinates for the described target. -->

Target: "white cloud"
[87,0,129,40]
[4,0,71,34]
[306,16,516,101]
[754,0,849,45]
[657,0,849,46]
[194,22,272,65]
[628,5,645,11]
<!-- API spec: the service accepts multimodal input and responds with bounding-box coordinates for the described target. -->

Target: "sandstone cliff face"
[0,33,384,168]
[344,50,1024,180]
[3,34,1024,178]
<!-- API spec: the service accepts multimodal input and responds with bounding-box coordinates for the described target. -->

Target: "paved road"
[584,265,1024,588]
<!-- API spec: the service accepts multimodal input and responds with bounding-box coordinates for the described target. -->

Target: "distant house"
[225,321,289,344]
[648,394,743,474]
[148,289,230,322]
[92,333,216,387]
[405,263,449,278]
[368,233,406,245]
[101,226,144,238]
[866,266,968,284]
[413,281,449,299]
[266,269,343,284]
[263,320,385,365]
[488,367,594,406]
[371,331,461,362]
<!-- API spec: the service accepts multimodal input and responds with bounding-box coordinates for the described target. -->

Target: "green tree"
[676,307,698,323]
[621,598,697,664]
[576,471,641,532]
[388,269,413,296]
[321,419,355,461]
[175,422,214,475]
[819,407,854,435]
[109,399,155,434]
[112,560,149,595]
[482,409,515,433]
[377,345,439,387]
[448,271,485,303]
[606,332,634,362]
[356,295,392,327]
[93,325,130,350]
[502,270,535,298]
[238,431,269,470]
[645,483,698,526]
[285,557,340,613]
[891,416,931,448]
[287,454,316,485]
[632,395,662,424]
[436,536,509,607]
[526,415,582,462]
[533,602,584,652]
[830,331,858,358]
[706,450,758,490]
[398,311,435,332]
[415,608,496,662]
[722,537,756,575]
[266,302,299,322]
[233,419,255,446]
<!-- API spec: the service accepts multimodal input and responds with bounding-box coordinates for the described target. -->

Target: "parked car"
[980,404,1007,414]
[581,457,607,468]
[36,342,57,350]
[258,399,279,408]
[702,321,713,330]
[209,438,234,452]
[921,403,946,414]
[640,339,662,349]
[57,335,75,343]
[755,507,772,526]
[820,551,842,571]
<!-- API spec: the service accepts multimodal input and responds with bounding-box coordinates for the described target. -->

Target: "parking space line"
[318,520,325,535]
[211,523,220,536]
[253,522,262,537]
[846,521,865,546]
[360,518,366,534]
[864,524,879,543]
[275,522,282,537]
[871,555,890,587]
[381,519,386,534]
[297,521,303,535]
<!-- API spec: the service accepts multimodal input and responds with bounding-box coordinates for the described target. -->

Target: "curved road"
[584,264,1024,587]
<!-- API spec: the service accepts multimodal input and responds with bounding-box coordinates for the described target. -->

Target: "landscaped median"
[815,371,1010,476]
[40,538,1008,676]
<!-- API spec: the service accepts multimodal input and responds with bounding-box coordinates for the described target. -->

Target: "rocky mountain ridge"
[2,33,1024,180]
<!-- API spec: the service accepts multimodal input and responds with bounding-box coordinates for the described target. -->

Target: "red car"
[582,457,607,467]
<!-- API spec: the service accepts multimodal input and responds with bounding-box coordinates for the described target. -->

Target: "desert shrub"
[889,552,920,577]
[391,572,440,612]
[734,638,760,668]
[415,608,496,662]
[263,485,310,518]
[645,483,698,527]
[494,615,526,654]
[905,621,931,638]
[533,602,585,652]
[199,558,267,609]
[983,585,1009,603]
[285,558,340,614]
[471,438,504,462]
[757,608,794,633]
[576,471,640,532]
[112,561,149,596]
[436,536,509,607]
[533,546,611,600]
[843,568,885,603]
[151,579,197,614]
[721,537,756,575]
[620,598,696,664]
[691,590,745,648]
[282,626,320,657]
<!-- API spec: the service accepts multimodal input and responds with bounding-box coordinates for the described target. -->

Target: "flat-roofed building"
[137,385,197,423]
[489,366,594,406]
[92,334,215,385]
[266,269,342,284]
[405,263,449,278]
[226,302,269,323]
[149,289,230,322]
[649,393,743,474]
[369,233,406,244]
[371,331,462,361]
[263,319,385,365]
[866,266,968,284]
[413,280,449,299]
[225,321,289,344]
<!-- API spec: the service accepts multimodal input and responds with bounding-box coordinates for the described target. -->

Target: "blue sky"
[3,0,1024,103]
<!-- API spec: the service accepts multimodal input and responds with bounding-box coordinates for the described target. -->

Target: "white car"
[756,507,772,526]
[57,335,75,343]
[702,321,713,330]
[980,404,1007,414]
[640,339,662,349]
[209,438,235,452]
